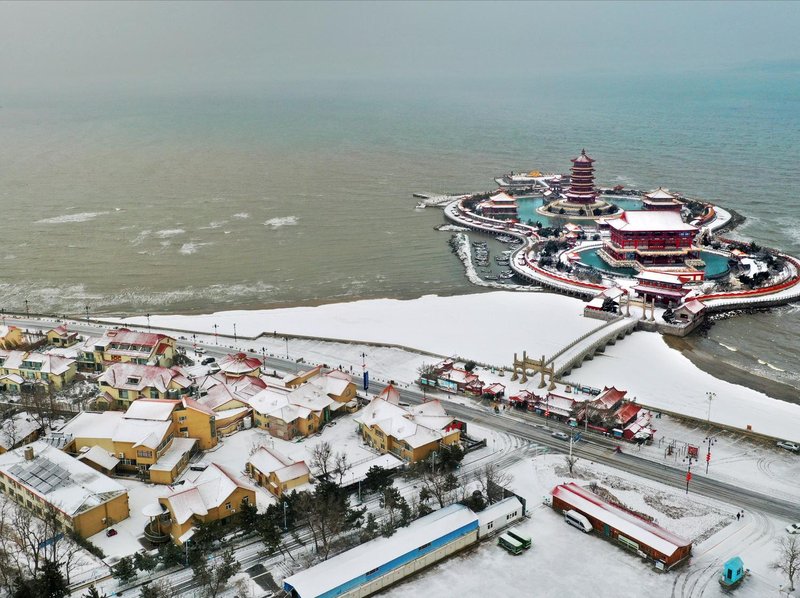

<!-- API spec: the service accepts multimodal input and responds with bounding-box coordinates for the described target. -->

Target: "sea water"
[0,72,798,384]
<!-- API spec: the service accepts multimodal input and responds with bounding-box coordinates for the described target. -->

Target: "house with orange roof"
[217,352,263,379]
[0,349,77,391]
[78,327,177,372]
[0,325,23,350]
[247,446,310,497]
[46,324,80,348]
[96,362,193,410]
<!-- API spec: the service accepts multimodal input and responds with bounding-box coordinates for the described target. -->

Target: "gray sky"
[1,1,799,94]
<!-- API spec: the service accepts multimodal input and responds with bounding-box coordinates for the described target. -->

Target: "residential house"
[195,374,265,435]
[0,441,130,538]
[156,463,257,544]
[0,349,77,391]
[248,383,335,440]
[78,328,177,372]
[247,446,310,497]
[0,412,43,455]
[355,396,462,463]
[96,362,192,410]
[0,325,23,349]
[46,325,80,348]
[217,352,263,379]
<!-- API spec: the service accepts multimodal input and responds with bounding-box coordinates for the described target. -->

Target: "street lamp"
[285,337,290,360]
[233,323,237,344]
[704,436,717,474]
[85,305,90,323]
[145,313,151,331]
[213,324,219,345]
[283,501,289,531]
[684,454,697,494]
[24,299,29,318]
[706,391,716,425]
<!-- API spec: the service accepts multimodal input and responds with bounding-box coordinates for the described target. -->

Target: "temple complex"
[476,190,518,219]
[598,210,702,271]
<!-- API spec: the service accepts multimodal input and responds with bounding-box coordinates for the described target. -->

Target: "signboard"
[437,379,458,393]
[706,452,711,462]
[687,444,699,458]
[363,371,369,391]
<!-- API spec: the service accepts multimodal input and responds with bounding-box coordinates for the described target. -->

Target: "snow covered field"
[385,454,790,598]
[115,292,597,366]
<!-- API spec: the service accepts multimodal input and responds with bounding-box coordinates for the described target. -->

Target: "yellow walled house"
[0,349,77,391]
[248,385,335,440]
[96,362,192,410]
[46,325,80,348]
[58,398,214,484]
[0,325,24,350]
[217,352,263,379]
[0,441,130,538]
[78,328,177,372]
[247,446,310,497]
[306,370,358,411]
[155,463,257,544]
[355,395,462,463]
[195,374,266,436]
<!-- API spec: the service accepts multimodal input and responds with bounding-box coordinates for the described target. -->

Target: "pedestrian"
[741,510,744,519]
[736,512,740,521]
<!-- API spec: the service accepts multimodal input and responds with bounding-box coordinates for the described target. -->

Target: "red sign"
[687,445,699,458]
[706,452,711,462]
[686,471,692,482]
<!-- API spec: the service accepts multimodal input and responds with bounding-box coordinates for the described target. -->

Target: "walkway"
[548,315,639,377]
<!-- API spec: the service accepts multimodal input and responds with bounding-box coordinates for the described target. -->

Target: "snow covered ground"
[114,291,597,366]
[385,454,791,598]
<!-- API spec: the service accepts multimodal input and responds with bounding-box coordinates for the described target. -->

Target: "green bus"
[498,533,524,555]
[506,529,532,550]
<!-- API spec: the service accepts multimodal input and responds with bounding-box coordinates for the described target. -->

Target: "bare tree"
[565,454,579,476]
[473,462,514,505]
[310,441,333,479]
[418,468,461,509]
[773,536,800,592]
[333,451,351,486]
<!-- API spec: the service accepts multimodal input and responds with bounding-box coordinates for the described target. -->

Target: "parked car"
[105,528,117,537]
[208,364,221,374]
[189,461,209,471]
[201,357,216,365]
[195,347,206,354]
[777,440,800,453]
[551,431,569,441]
[786,522,800,534]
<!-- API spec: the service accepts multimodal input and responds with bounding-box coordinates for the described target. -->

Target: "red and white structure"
[632,271,692,305]
[476,191,518,220]
[564,149,598,205]
[601,210,700,269]
[642,187,683,211]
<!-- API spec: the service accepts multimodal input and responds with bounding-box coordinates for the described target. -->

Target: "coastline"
[662,334,800,405]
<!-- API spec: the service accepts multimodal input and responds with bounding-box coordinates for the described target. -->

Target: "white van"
[564,509,592,533]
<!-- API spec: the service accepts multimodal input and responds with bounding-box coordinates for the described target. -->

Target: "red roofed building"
[551,483,692,568]
[633,271,692,306]
[565,149,598,204]
[218,352,263,379]
[82,328,177,371]
[642,188,683,211]
[476,191,518,220]
[600,211,701,269]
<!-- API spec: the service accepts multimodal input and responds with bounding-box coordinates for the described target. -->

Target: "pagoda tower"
[565,149,597,204]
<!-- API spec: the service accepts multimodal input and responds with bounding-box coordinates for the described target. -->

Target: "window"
[178,415,186,423]
[119,390,129,399]
[366,567,380,577]
[418,542,432,551]
[242,496,249,505]
[127,377,141,385]
[150,389,159,399]
[225,502,232,510]
[487,522,493,530]
[137,450,153,458]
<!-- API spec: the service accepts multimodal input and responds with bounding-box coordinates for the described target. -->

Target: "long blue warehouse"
[283,504,479,598]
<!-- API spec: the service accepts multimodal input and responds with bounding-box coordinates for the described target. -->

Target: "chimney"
[24,446,34,461]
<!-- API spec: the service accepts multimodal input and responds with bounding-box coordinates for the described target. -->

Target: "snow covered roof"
[125,399,178,421]
[485,191,517,205]
[677,299,706,314]
[161,463,256,524]
[635,271,685,285]
[477,496,524,527]
[0,350,75,376]
[607,211,697,233]
[308,371,354,398]
[98,363,191,392]
[77,445,120,471]
[552,483,691,558]
[149,437,196,472]
[103,328,171,349]
[48,325,77,339]
[571,149,595,164]
[0,441,127,517]
[0,412,42,451]
[644,187,677,201]
[283,504,478,598]
[248,383,334,422]
[61,407,171,450]
[376,384,401,404]
[593,387,627,410]
[336,453,404,487]
[218,352,263,376]
[61,411,124,439]
[355,398,455,449]
[0,325,20,339]
[248,447,309,483]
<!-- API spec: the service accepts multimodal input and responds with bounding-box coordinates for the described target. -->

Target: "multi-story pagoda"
[564,149,597,204]
[540,149,618,219]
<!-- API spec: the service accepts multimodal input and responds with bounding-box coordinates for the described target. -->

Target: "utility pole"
[285,337,289,360]
[684,454,697,494]
[213,324,218,345]
[24,299,29,318]
[85,305,90,323]
[145,313,151,331]
[704,436,717,474]
[706,391,716,425]
[233,323,237,344]
[283,502,289,531]
[361,352,368,393]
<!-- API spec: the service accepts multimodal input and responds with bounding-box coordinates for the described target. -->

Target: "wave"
[36,211,109,224]
[717,342,738,352]
[155,229,186,238]
[232,212,249,219]
[179,242,213,255]
[264,216,298,228]
[757,358,785,372]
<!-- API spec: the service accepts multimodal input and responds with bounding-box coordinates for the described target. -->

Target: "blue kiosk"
[719,556,747,590]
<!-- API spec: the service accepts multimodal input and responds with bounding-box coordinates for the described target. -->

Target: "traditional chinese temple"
[642,188,683,211]
[600,210,701,269]
[564,149,598,204]
[632,271,692,305]
[477,191,518,219]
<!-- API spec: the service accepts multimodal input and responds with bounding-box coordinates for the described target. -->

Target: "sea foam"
[264,216,298,228]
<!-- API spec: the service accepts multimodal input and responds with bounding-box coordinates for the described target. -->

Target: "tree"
[157,542,184,568]
[333,450,351,487]
[473,462,513,505]
[133,551,158,574]
[239,498,259,532]
[83,585,106,598]
[192,549,241,598]
[565,454,579,476]
[112,556,136,585]
[361,513,379,542]
[140,579,174,598]
[310,442,333,479]
[773,536,800,592]
[379,486,411,537]
[363,465,393,494]
[297,481,365,559]
[35,559,68,598]
[463,361,476,372]
[255,513,282,556]
[417,467,461,508]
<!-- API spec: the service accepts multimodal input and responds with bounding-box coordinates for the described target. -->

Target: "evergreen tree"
[36,559,68,598]
[112,556,136,585]
[133,551,158,574]
[239,498,258,532]
[83,585,105,598]
[158,542,184,568]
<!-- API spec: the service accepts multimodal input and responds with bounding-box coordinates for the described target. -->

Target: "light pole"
[192,334,197,353]
[684,454,697,494]
[145,313,151,331]
[213,324,218,345]
[283,501,289,531]
[24,299,29,318]
[233,323,237,344]
[361,352,368,393]
[704,436,717,474]
[285,337,289,360]
[85,305,90,323]
[706,391,716,425]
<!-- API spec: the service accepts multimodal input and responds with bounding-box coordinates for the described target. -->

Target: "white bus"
[564,509,592,533]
